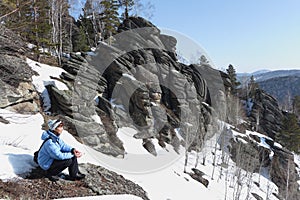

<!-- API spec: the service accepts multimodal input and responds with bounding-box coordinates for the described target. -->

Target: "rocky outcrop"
[187,168,209,188]
[270,148,300,200]
[0,25,27,55]
[248,89,284,139]
[80,163,149,199]
[47,17,226,156]
[229,129,300,200]
[229,130,274,174]
[90,17,225,153]
[0,25,39,114]
[46,53,124,157]
[3,163,149,200]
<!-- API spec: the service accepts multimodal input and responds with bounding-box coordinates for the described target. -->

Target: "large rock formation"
[0,25,39,114]
[46,53,124,157]
[48,17,226,157]
[38,18,224,156]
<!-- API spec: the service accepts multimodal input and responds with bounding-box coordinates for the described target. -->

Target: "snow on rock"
[0,113,282,200]
[26,58,68,113]
[0,107,284,200]
[274,142,283,149]
[27,58,68,92]
[237,137,248,144]
[27,43,35,49]
[246,130,273,141]
[122,73,137,81]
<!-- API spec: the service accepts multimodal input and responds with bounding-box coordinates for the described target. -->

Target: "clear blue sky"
[71,0,300,73]
[148,0,300,72]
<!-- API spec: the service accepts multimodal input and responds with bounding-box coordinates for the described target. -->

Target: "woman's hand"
[72,149,82,158]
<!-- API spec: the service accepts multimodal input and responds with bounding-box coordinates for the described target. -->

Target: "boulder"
[188,168,209,188]
[0,26,39,114]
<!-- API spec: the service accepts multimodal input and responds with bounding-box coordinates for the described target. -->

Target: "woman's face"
[55,123,64,134]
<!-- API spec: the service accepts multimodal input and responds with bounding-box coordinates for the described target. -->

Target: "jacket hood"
[41,130,59,140]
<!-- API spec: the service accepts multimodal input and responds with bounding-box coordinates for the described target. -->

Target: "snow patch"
[122,73,137,81]
[27,58,68,92]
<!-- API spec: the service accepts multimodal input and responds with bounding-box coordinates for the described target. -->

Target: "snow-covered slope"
[0,109,281,200]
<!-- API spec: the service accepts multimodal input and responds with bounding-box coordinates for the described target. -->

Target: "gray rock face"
[46,53,123,157]
[96,17,223,153]
[44,17,223,158]
[270,148,300,200]
[188,168,209,188]
[80,163,149,199]
[249,89,283,138]
[229,134,270,172]
[0,25,27,55]
[0,26,39,114]
[229,130,300,200]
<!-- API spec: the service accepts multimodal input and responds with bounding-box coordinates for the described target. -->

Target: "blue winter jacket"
[37,130,74,170]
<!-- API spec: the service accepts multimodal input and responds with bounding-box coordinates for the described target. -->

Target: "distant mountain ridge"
[238,69,300,106]
[238,69,300,81]
[258,76,300,106]
[237,69,271,78]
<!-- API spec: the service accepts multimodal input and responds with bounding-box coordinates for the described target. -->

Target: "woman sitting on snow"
[37,119,85,181]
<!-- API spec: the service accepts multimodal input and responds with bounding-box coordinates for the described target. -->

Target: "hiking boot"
[69,172,86,181]
[46,175,60,182]
[76,172,86,180]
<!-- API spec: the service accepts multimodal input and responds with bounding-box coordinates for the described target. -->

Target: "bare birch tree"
[49,0,69,65]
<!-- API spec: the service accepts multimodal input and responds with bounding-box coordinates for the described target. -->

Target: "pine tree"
[82,0,104,46]
[119,0,134,20]
[293,96,300,117]
[0,0,31,23]
[1,1,32,35]
[226,64,241,95]
[248,75,259,97]
[73,25,90,52]
[99,0,120,39]
[0,0,31,28]
[277,113,300,153]
[30,0,52,60]
[1,0,52,61]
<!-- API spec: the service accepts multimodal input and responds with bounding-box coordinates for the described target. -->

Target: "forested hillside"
[258,76,300,109]
[0,0,153,65]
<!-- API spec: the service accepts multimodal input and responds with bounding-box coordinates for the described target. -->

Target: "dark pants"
[47,156,78,177]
